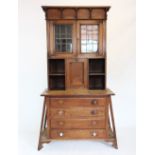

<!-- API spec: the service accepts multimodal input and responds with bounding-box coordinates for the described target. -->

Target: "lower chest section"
[46,97,109,139]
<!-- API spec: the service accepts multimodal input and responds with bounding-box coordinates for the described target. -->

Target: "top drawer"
[49,98,107,108]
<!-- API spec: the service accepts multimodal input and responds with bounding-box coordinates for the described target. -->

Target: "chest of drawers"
[49,98,107,139]
[38,89,118,150]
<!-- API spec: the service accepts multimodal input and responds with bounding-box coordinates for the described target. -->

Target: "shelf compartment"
[49,76,65,90]
[89,75,105,90]
[48,59,65,74]
[89,59,105,74]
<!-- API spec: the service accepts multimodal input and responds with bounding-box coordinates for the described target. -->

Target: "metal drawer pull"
[91,120,97,125]
[91,99,98,105]
[58,100,64,105]
[59,132,64,137]
[91,110,97,115]
[58,110,64,116]
[58,121,64,126]
[92,131,97,137]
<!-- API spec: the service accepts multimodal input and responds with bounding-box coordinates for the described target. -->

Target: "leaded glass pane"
[80,25,99,53]
[55,24,72,52]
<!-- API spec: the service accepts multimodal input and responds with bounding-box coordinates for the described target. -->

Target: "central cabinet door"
[66,59,88,89]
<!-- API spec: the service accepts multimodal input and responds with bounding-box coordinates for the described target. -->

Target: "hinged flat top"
[41,88,115,97]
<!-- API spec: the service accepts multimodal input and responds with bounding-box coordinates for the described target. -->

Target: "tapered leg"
[38,98,46,150]
[109,97,118,149]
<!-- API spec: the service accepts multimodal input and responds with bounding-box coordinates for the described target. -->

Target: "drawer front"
[49,98,106,107]
[50,118,106,129]
[50,129,107,139]
[50,107,105,118]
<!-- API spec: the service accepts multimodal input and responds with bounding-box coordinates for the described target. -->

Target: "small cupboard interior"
[48,59,65,90]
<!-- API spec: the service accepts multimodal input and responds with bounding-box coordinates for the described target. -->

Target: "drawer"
[49,98,106,108]
[50,129,107,139]
[50,107,105,118]
[50,118,106,129]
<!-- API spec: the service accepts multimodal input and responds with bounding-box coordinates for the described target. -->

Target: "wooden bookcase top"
[42,6,111,9]
[42,6,111,20]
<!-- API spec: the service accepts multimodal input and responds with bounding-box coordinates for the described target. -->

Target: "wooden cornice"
[41,6,111,20]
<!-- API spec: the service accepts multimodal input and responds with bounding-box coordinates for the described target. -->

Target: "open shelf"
[89,75,105,90]
[48,59,65,74]
[88,59,105,90]
[48,59,65,90]
[89,58,105,74]
[49,76,65,90]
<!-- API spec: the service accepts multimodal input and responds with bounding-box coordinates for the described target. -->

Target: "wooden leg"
[38,98,46,151]
[109,97,118,149]
[108,114,113,135]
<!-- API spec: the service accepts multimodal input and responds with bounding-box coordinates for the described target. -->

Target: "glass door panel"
[80,25,99,53]
[55,24,72,53]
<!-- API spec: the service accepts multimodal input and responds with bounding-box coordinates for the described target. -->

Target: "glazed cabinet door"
[47,20,76,58]
[77,20,105,57]
[66,59,88,89]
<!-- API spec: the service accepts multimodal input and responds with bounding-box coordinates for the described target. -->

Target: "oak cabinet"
[38,6,118,150]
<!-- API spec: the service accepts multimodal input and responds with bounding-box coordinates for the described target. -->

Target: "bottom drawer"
[50,129,107,139]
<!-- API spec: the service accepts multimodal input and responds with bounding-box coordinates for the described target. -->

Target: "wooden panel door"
[66,59,88,89]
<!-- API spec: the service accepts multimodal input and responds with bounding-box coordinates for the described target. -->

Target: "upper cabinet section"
[43,6,110,58]
[42,6,110,20]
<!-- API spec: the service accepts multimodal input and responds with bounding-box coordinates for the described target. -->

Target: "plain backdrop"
[18,0,135,155]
